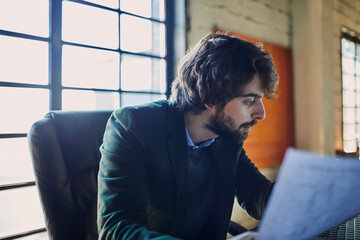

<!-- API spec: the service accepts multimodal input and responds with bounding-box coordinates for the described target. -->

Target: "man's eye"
[245,98,256,105]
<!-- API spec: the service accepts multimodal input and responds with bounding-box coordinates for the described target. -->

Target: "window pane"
[62,1,119,49]
[343,107,356,124]
[0,0,49,37]
[62,45,119,89]
[0,187,45,237]
[343,140,357,153]
[343,124,356,140]
[157,0,166,21]
[356,44,360,58]
[357,77,360,91]
[342,56,355,75]
[121,93,166,107]
[0,138,34,186]
[343,73,355,90]
[121,54,166,93]
[121,0,151,18]
[62,90,119,111]
[85,0,119,9]
[0,88,49,133]
[343,90,355,107]
[0,36,48,84]
[342,38,355,57]
[120,14,166,57]
[120,0,165,21]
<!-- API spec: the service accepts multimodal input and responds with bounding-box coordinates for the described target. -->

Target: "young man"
[97,33,279,240]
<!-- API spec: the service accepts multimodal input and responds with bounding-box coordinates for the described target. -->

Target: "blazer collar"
[166,102,189,233]
[209,137,244,238]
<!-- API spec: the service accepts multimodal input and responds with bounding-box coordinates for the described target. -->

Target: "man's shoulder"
[114,100,170,116]
[128,99,170,110]
[111,100,178,129]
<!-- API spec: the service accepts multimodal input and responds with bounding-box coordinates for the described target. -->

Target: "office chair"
[28,110,247,240]
[28,110,112,240]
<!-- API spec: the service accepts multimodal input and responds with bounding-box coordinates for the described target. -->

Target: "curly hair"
[169,33,279,113]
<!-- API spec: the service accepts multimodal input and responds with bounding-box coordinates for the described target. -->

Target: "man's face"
[205,75,266,143]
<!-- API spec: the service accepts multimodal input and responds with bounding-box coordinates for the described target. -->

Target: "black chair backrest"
[28,110,112,240]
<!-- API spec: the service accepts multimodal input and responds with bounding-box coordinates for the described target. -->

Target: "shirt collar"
[185,127,215,149]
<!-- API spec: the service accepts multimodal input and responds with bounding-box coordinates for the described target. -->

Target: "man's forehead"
[237,76,264,98]
[239,93,263,98]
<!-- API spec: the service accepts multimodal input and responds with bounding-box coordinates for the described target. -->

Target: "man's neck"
[184,110,217,145]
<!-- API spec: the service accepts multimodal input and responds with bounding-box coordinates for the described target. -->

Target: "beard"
[205,107,257,143]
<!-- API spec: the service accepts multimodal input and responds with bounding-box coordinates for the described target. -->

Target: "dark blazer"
[97,100,273,240]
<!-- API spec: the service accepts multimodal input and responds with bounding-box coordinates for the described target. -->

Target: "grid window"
[0,0,175,239]
[341,36,360,153]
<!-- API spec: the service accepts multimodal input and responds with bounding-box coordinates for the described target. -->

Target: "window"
[341,30,360,153]
[0,0,179,238]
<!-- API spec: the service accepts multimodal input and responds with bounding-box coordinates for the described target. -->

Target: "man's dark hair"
[169,33,279,113]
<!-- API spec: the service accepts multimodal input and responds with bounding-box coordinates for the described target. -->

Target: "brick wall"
[187,0,292,48]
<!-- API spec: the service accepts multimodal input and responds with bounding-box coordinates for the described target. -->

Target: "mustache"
[240,119,258,128]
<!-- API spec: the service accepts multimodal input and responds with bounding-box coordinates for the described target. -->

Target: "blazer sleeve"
[97,108,180,240]
[234,148,274,220]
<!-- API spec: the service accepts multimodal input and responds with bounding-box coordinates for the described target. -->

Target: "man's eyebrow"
[239,93,262,98]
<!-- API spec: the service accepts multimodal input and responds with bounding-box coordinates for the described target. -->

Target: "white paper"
[257,148,360,240]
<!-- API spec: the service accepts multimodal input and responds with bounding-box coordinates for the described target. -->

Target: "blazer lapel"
[166,103,188,234]
[209,138,239,239]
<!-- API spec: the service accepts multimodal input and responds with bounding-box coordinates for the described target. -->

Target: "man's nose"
[252,101,266,120]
